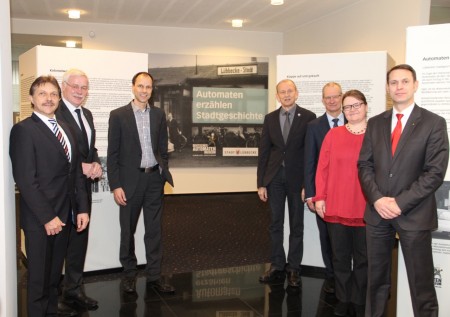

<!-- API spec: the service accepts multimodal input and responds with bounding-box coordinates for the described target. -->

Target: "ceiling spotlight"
[232,19,243,28]
[68,10,81,19]
[66,41,76,48]
[271,0,284,5]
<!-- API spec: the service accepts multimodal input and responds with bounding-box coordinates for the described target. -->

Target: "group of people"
[9,64,449,317]
[257,64,449,317]
[10,70,174,317]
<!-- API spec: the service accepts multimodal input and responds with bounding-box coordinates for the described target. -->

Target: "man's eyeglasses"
[342,102,364,112]
[64,81,88,92]
[324,94,341,101]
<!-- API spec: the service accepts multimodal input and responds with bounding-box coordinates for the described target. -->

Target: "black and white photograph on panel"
[149,53,268,167]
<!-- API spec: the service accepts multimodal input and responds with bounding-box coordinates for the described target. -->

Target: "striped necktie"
[48,118,70,161]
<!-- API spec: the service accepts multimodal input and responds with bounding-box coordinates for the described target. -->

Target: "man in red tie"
[358,64,449,317]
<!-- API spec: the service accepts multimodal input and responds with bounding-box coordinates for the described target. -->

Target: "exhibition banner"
[19,46,148,271]
[397,23,450,316]
[277,51,392,268]
[149,54,268,167]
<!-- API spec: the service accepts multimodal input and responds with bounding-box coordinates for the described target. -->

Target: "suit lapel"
[382,110,393,159]
[149,107,157,150]
[125,104,142,149]
[393,105,422,160]
[285,105,302,145]
[32,113,68,160]
[319,114,330,135]
[81,108,96,157]
[58,101,89,157]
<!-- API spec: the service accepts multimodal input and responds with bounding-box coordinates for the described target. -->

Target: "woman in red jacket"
[314,89,368,317]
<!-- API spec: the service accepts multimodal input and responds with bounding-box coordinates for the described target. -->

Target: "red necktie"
[391,113,404,156]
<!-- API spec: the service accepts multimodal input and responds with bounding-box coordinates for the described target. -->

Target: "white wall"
[283,0,431,65]
[11,19,284,194]
[0,0,17,315]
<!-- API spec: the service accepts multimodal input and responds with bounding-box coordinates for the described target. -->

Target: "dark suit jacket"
[10,113,89,230]
[257,105,316,192]
[358,105,449,231]
[107,103,173,198]
[56,101,100,213]
[56,100,100,165]
[304,113,347,199]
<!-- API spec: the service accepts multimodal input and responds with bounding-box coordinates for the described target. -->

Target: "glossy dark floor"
[16,193,397,316]
[19,264,343,317]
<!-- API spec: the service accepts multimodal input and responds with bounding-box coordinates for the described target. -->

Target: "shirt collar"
[131,100,149,113]
[393,103,415,117]
[62,97,80,113]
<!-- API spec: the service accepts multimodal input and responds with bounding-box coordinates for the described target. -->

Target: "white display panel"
[277,51,392,268]
[19,46,148,271]
[397,23,450,317]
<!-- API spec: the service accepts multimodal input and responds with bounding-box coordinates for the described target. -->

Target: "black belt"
[139,164,159,173]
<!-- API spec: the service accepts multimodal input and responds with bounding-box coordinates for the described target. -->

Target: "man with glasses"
[304,82,345,294]
[257,79,316,287]
[56,68,102,311]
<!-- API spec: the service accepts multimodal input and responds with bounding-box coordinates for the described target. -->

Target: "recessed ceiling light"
[232,19,243,28]
[66,41,76,48]
[271,0,284,5]
[68,10,80,19]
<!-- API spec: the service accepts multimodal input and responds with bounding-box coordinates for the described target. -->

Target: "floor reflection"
[19,263,342,317]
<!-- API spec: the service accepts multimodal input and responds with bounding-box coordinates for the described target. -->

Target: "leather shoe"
[287,271,301,287]
[323,277,335,294]
[121,277,137,293]
[334,301,349,316]
[353,303,365,317]
[57,301,78,316]
[147,279,175,294]
[63,290,98,310]
[259,268,285,283]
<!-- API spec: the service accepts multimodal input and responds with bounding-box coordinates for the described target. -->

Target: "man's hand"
[44,216,65,236]
[76,213,90,232]
[258,187,268,202]
[374,197,401,219]
[113,187,127,206]
[82,162,103,180]
[305,198,316,212]
[315,200,326,219]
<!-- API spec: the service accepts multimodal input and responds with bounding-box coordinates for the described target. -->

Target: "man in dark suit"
[304,82,345,294]
[358,64,449,317]
[55,69,102,310]
[107,71,175,295]
[257,79,316,287]
[10,75,89,317]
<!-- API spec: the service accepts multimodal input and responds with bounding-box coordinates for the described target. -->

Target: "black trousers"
[63,221,90,293]
[63,180,92,293]
[24,225,69,317]
[327,223,367,305]
[366,221,438,317]
[316,214,334,279]
[119,170,165,280]
[267,166,304,272]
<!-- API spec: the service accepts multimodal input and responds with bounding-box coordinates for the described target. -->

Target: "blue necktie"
[332,118,339,128]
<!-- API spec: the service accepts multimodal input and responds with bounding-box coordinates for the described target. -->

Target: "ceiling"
[11,0,364,32]
[10,0,450,32]
[9,0,450,59]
